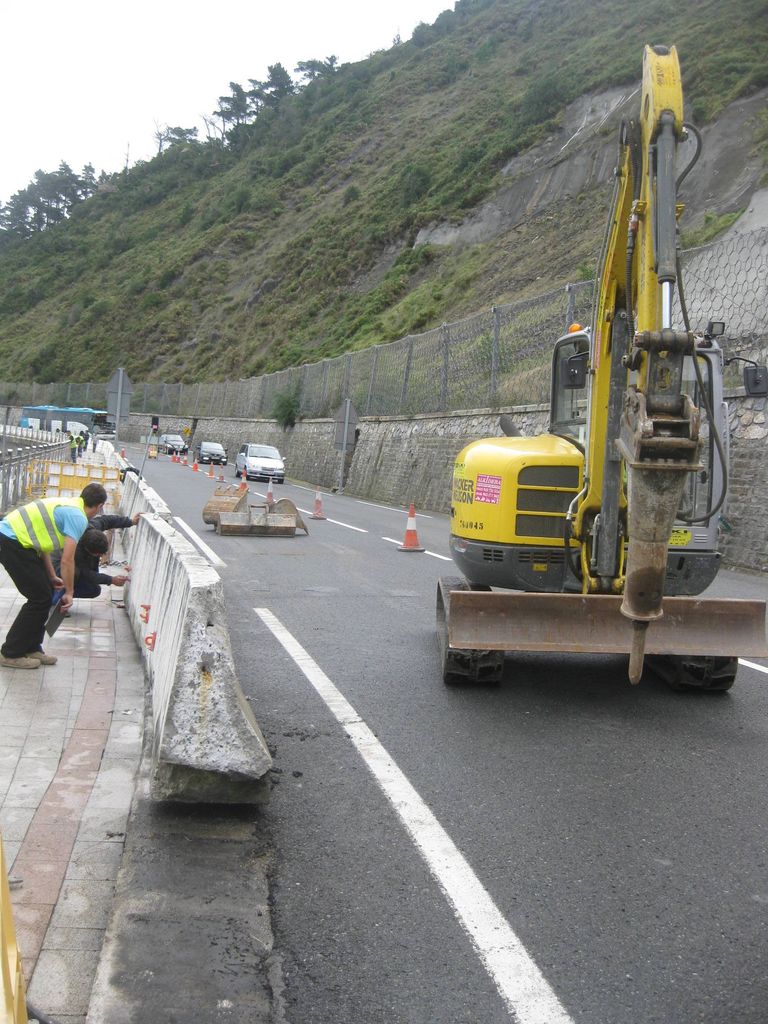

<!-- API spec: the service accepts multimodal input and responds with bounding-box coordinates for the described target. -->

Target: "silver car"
[235,444,285,482]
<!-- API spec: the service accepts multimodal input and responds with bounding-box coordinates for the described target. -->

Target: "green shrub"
[157,266,179,289]
[272,386,301,429]
[343,184,361,206]
[399,164,432,208]
[681,210,742,249]
[230,186,251,214]
[126,277,148,296]
[88,298,112,320]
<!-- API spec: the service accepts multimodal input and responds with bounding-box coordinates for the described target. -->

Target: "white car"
[235,443,285,483]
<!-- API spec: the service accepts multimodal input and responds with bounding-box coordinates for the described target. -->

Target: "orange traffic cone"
[120,448,126,459]
[182,456,188,466]
[218,469,225,482]
[239,481,248,492]
[207,465,214,478]
[266,479,275,505]
[192,461,199,472]
[398,503,425,552]
[310,489,327,521]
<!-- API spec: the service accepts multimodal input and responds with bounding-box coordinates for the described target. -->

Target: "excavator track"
[436,577,504,685]
[645,655,738,692]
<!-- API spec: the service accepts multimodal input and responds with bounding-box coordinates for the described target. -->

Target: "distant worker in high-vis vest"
[0,483,108,669]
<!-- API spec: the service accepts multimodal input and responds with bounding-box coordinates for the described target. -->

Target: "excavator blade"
[447,591,768,658]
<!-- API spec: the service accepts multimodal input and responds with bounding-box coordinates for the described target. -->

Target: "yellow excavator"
[437,45,768,690]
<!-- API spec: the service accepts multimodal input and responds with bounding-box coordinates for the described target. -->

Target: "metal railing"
[0,432,70,516]
[1,227,765,421]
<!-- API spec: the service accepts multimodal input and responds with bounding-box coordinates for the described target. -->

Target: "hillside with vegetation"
[0,0,766,384]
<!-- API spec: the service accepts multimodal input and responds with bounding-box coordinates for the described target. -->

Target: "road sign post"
[334,400,358,493]
[107,368,134,448]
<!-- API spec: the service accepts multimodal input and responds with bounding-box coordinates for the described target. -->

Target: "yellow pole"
[1,833,28,1024]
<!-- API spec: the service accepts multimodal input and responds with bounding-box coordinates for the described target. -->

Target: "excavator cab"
[550,330,589,447]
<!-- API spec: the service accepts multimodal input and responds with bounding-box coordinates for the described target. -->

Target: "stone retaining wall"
[725,394,768,573]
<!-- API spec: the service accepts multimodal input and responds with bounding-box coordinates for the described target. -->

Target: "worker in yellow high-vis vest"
[0,482,108,669]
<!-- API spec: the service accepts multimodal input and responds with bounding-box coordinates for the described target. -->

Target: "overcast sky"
[0,0,451,202]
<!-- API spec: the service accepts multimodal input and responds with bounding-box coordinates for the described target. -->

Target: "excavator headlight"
[705,320,725,338]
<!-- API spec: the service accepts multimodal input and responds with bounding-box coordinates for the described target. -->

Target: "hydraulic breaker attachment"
[617,329,703,682]
[446,590,767,683]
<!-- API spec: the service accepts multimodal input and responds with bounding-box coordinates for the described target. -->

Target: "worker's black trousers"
[0,535,52,657]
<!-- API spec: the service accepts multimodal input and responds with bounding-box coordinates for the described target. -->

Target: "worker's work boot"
[0,655,41,669]
[25,651,58,666]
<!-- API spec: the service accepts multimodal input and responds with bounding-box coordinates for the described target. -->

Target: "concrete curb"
[85,705,275,1024]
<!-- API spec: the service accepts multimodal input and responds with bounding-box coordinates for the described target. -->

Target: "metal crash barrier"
[1,834,27,1024]
[0,435,69,518]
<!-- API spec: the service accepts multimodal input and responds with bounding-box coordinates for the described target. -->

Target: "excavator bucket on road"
[204,486,309,536]
[215,497,309,537]
[202,484,248,525]
[270,498,309,534]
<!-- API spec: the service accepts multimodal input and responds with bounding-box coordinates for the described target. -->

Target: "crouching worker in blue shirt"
[0,483,108,669]
[54,511,140,598]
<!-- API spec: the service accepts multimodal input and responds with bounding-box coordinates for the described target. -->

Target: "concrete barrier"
[118,468,271,803]
[119,464,172,523]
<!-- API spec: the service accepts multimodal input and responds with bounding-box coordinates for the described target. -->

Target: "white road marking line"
[325,518,368,533]
[739,659,768,674]
[356,499,433,518]
[249,491,367,532]
[172,517,227,567]
[293,505,363,534]
[254,608,573,1024]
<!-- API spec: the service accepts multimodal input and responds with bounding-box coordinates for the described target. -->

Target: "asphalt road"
[127,447,768,1024]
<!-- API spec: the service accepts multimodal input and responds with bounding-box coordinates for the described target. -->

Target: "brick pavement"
[0,576,144,1024]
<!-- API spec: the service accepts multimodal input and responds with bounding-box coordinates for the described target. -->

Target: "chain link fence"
[2,228,766,419]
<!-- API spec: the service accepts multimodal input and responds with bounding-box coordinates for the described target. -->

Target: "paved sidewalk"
[1,531,277,1023]
[0,574,144,1024]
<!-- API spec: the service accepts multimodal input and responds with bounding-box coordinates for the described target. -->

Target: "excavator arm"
[574,45,701,680]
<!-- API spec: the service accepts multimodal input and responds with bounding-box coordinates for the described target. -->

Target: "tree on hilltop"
[215,81,250,129]
[154,123,199,154]
[294,56,338,83]
[0,161,99,239]
[250,63,296,108]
